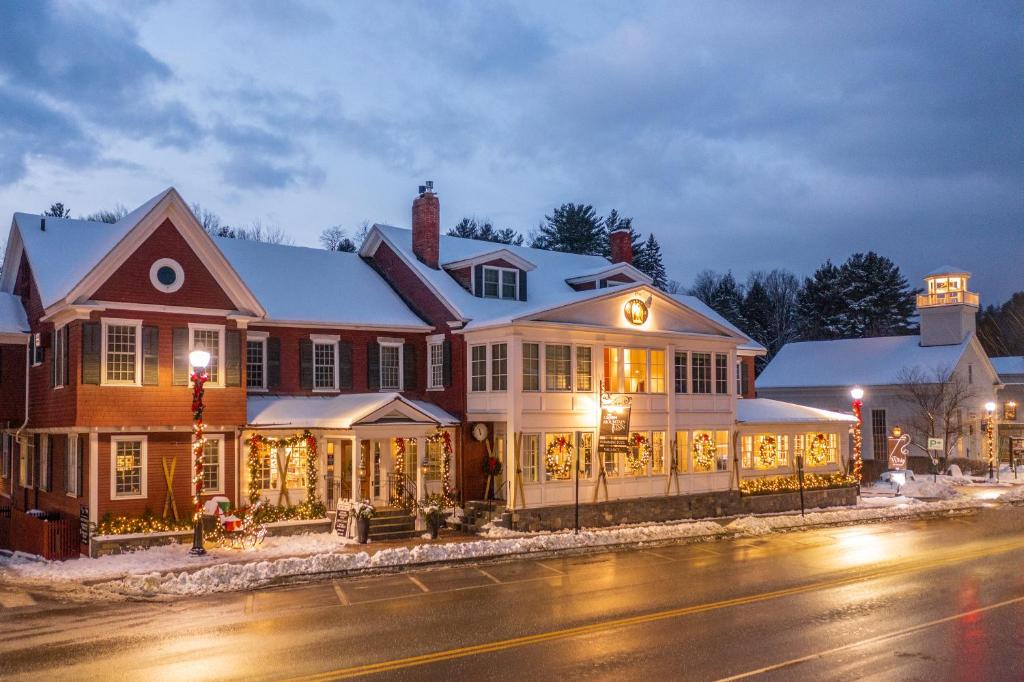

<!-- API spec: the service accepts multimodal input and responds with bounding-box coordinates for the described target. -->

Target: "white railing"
[917,291,979,308]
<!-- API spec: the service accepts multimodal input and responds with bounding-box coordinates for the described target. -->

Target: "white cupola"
[917,266,978,347]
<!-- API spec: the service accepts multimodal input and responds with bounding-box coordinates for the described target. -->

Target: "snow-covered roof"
[247,393,458,429]
[756,335,972,389]
[990,356,1024,380]
[368,224,628,324]
[214,238,429,330]
[736,398,857,425]
[925,265,970,277]
[0,292,29,335]
[669,294,766,353]
[11,189,173,309]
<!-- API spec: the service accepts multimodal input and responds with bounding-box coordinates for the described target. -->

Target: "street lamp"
[188,349,211,557]
[984,401,996,481]
[850,387,864,485]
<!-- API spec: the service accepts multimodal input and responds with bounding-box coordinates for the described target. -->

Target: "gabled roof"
[990,356,1024,380]
[736,398,857,424]
[757,335,975,389]
[0,292,29,341]
[669,294,766,354]
[442,247,536,272]
[214,238,429,330]
[564,262,653,286]
[247,393,458,429]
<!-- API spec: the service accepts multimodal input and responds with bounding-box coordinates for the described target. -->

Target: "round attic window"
[149,258,184,293]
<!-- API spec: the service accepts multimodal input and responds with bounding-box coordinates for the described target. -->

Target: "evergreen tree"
[796,260,846,340]
[741,277,772,354]
[839,251,917,337]
[43,202,71,218]
[636,234,667,289]
[689,270,744,327]
[531,203,605,255]
[448,217,480,239]
[448,217,524,245]
[976,292,1024,356]
[493,228,525,246]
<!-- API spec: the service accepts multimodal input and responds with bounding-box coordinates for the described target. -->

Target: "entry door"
[359,440,372,502]
[330,439,354,505]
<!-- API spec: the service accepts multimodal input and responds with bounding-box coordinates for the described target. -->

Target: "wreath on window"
[626,432,652,474]
[757,435,778,468]
[807,433,828,466]
[693,433,717,472]
[545,436,573,479]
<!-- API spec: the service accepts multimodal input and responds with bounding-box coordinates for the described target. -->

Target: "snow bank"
[726,498,977,536]
[999,486,1024,503]
[866,474,967,499]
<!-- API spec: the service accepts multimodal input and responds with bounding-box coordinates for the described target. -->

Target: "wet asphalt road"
[1,506,1023,681]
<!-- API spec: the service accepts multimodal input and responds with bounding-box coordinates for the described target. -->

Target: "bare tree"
[239,219,292,245]
[85,205,129,223]
[897,363,976,470]
[319,225,356,252]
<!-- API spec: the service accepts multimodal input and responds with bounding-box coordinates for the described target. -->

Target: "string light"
[740,472,858,496]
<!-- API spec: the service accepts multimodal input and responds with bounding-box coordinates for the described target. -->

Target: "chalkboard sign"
[334,501,353,538]
[79,505,90,546]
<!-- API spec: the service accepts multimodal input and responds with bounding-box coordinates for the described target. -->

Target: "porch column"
[416,436,426,503]
[352,439,361,501]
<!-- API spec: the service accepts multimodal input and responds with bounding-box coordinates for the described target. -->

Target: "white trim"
[189,322,226,387]
[310,333,341,343]
[201,434,226,495]
[379,340,403,391]
[64,433,80,497]
[85,300,234,317]
[149,257,185,293]
[53,324,67,388]
[30,332,42,367]
[442,248,537,272]
[479,265,519,300]
[246,335,268,392]
[110,435,148,500]
[246,330,270,339]
[377,336,405,345]
[250,319,432,333]
[427,339,445,390]
[312,339,340,392]
[100,318,143,386]
[564,262,652,287]
[88,433,99,528]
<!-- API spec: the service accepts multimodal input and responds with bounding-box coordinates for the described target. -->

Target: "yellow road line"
[285,539,1024,681]
[332,581,349,607]
[715,595,1024,681]
[407,575,430,593]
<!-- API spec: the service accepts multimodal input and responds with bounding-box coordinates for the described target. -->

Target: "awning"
[736,398,857,425]
[247,393,459,430]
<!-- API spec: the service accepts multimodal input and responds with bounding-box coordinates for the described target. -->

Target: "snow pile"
[898,479,963,499]
[726,497,977,536]
[999,486,1024,504]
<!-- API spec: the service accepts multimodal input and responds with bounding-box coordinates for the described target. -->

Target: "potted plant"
[353,501,375,544]
[421,498,446,539]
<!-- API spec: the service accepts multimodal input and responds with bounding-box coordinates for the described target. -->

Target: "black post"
[574,442,580,535]
[796,455,805,517]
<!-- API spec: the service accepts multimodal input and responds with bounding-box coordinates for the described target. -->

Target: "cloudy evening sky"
[1,1,1020,303]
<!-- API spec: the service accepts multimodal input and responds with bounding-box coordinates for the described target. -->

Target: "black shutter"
[78,434,86,497]
[225,330,241,387]
[32,434,40,489]
[519,270,528,301]
[442,338,452,387]
[81,322,101,385]
[403,343,417,391]
[142,326,159,385]
[367,341,380,390]
[338,341,352,390]
[49,334,56,388]
[474,265,484,297]
[172,328,189,385]
[267,337,281,389]
[299,339,313,390]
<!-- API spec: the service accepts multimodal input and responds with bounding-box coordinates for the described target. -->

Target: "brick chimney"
[609,227,633,265]
[412,181,440,269]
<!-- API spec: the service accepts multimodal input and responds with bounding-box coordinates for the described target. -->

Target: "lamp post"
[188,349,211,557]
[985,401,996,481]
[850,387,864,487]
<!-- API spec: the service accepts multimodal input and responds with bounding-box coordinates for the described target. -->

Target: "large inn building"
[0,186,858,556]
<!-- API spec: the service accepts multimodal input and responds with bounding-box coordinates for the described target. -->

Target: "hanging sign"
[334,500,353,538]
[888,433,911,469]
[598,402,632,463]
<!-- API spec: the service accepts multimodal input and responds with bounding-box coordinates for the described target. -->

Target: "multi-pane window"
[742,434,791,469]
[522,343,540,391]
[798,433,838,466]
[545,433,574,481]
[380,343,401,390]
[501,270,517,299]
[674,432,689,473]
[715,353,728,394]
[577,431,593,478]
[113,438,144,498]
[652,432,666,474]
[691,353,711,394]
[65,435,80,496]
[491,343,508,391]
[603,348,665,394]
[649,351,665,393]
[313,342,337,390]
[271,444,307,490]
[201,438,222,492]
[246,339,266,390]
[871,409,887,462]
[602,435,618,475]
[675,352,688,393]
[623,349,648,393]
[522,434,539,482]
[690,430,729,472]
[428,341,444,389]
[576,347,592,392]
[53,326,66,387]
[471,345,487,391]
[254,448,272,489]
[192,327,221,384]
[105,323,138,383]
[426,438,444,480]
[481,266,518,300]
[545,344,572,391]
[1004,401,1017,421]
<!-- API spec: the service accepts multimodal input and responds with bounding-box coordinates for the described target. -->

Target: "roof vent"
[40,218,46,232]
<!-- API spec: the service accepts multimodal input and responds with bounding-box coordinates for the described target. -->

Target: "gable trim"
[442,248,537,272]
[565,262,652,286]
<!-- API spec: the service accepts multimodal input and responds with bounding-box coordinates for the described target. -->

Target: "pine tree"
[977,292,1024,356]
[689,270,745,327]
[448,217,479,239]
[636,234,667,289]
[448,218,524,245]
[741,277,772,352]
[531,203,605,255]
[796,260,846,340]
[43,202,71,218]
[839,252,917,337]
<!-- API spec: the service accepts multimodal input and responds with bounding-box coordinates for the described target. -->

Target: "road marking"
[640,549,674,560]
[0,591,36,608]
[244,594,255,615]
[476,568,502,584]
[407,575,430,593]
[714,595,1024,681]
[282,538,1024,681]
[332,581,350,606]
[535,561,565,575]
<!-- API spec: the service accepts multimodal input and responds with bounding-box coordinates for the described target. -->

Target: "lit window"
[112,437,146,498]
[674,432,689,473]
[545,345,572,391]
[691,430,729,472]
[576,346,592,392]
[545,432,573,480]
[379,343,401,390]
[104,321,140,384]
[254,449,272,490]
[313,342,337,390]
[577,431,593,478]
[426,438,443,480]
[271,444,307,490]
[522,343,540,391]
[651,432,665,474]
[471,345,487,391]
[603,348,665,394]
[191,326,223,384]
[246,338,266,390]
[1005,401,1018,421]
[522,434,539,482]
[491,343,507,391]
[675,352,688,393]
[624,348,647,393]
[691,353,711,394]
[428,341,444,389]
[201,437,223,493]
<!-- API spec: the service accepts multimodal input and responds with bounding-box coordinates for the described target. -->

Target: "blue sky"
[1,1,1020,303]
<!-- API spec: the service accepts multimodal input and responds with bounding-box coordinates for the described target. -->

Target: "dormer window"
[483,266,518,300]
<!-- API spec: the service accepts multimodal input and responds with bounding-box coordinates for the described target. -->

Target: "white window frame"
[470,344,488,392]
[110,436,147,500]
[378,338,404,391]
[65,434,81,497]
[544,343,572,392]
[480,265,519,300]
[200,434,225,495]
[491,343,508,392]
[246,331,268,392]
[603,347,666,395]
[31,332,43,367]
[101,318,143,386]
[310,334,340,393]
[522,342,540,392]
[427,335,444,390]
[189,323,226,388]
[522,433,540,482]
[53,325,67,388]
[38,435,50,492]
